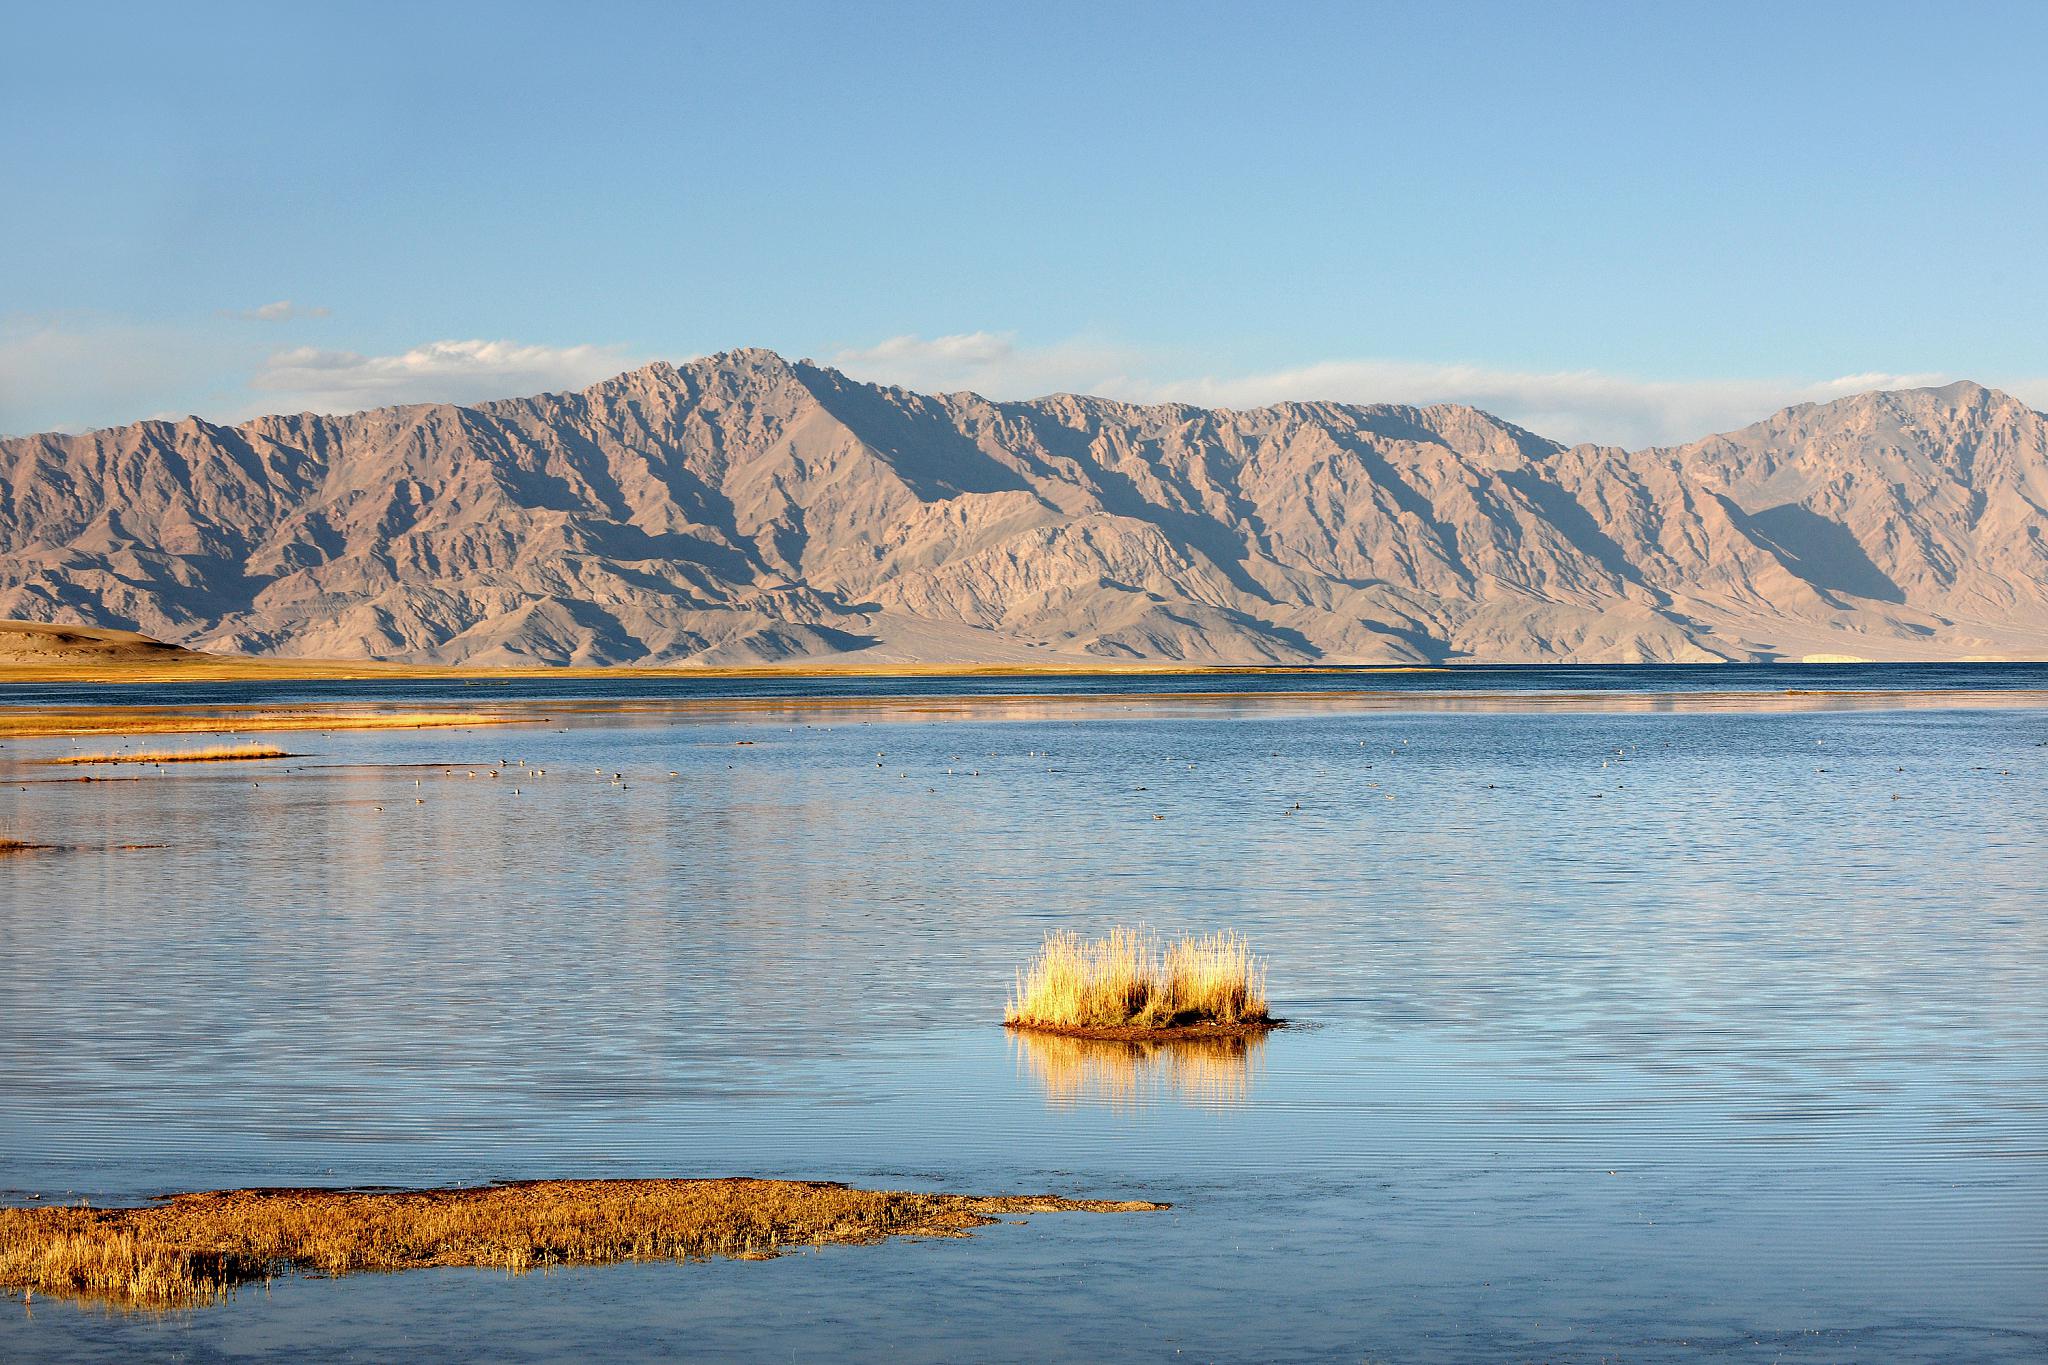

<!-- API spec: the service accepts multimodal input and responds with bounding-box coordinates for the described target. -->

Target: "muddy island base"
[1004,1018,1286,1042]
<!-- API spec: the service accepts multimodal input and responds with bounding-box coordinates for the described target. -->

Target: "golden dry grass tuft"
[51,743,293,765]
[0,1179,1165,1309]
[1005,927,1270,1033]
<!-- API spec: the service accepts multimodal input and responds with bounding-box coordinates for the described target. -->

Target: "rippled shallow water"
[3,672,2045,1361]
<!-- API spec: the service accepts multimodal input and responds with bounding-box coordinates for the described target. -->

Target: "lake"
[2,666,2045,1361]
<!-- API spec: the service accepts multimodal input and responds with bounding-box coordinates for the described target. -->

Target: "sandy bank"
[1005,1018,1285,1042]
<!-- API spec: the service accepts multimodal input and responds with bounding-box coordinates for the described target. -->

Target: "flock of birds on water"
[3,708,2040,847]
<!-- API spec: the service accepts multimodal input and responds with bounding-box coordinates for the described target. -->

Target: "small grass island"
[1004,927,1281,1041]
[50,743,296,765]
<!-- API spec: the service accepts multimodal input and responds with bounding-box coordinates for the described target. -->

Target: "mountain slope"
[3,351,2045,663]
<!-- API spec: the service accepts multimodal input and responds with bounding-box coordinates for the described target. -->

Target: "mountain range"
[3,348,2046,664]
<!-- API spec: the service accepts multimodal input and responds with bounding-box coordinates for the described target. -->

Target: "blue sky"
[4,0,2045,444]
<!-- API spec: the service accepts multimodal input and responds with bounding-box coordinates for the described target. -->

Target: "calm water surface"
[2,669,2045,1361]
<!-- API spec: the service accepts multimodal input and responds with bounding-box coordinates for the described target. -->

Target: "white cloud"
[2003,377,2048,411]
[6,315,2039,448]
[1136,360,1956,448]
[826,331,1980,447]
[231,300,331,322]
[0,315,245,437]
[250,338,641,413]
[830,331,1150,402]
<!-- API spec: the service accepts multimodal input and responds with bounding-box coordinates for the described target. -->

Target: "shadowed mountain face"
[3,352,2046,663]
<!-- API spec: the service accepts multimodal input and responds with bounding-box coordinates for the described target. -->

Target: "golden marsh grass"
[1005,927,1271,1035]
[0,709,523,740]
[52,743,293,765]
[0,1179,1166,1309]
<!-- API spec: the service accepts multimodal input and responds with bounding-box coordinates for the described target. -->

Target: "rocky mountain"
[3,349,2046,664]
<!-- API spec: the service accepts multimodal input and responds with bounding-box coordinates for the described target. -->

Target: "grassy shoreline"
[0,1178,1167,1308]
[0,709,528,740]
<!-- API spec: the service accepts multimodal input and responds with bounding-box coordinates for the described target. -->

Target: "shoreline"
[7,656,2048,688]
[5,684,2048,741]
[0,1177,1168,1309]
[0,652,1452,686]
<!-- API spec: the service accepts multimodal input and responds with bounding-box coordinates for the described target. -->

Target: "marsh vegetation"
[1,710,521,740]
[1005,927,1273,1038]
[0,1179,1165,1308]
[52,743,294,765]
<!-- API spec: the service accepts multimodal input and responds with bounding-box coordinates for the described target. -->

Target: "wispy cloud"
[827,331,1976,447]
[0,314,245,437]
[1135,360,1955,448]
[7,316,2038,447]
[0,320,643,434]
[229,300,331,322]
[830,331,1150,402]
[2002,377,2048,411]
[250,338,641,413]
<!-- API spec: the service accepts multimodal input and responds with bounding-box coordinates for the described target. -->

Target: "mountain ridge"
[3,351,2045,664]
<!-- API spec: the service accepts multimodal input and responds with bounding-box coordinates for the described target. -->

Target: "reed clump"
[52,743,292,765]
[1004,927,1271,1036]
[0,1179,1165,1309]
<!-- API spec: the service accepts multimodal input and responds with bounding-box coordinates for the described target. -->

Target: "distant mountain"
[3,349,2046,663]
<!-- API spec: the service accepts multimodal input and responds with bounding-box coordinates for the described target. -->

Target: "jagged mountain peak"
[1,358,2043,665]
